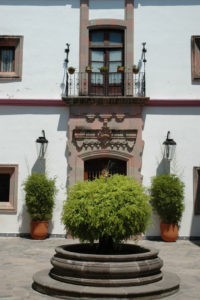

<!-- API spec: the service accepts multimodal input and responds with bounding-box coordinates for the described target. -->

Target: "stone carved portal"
[68,105,144,186]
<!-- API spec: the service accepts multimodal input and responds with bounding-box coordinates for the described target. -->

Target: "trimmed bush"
[150,174,184,224]
[62,175,151,248]
[23,173,56,221]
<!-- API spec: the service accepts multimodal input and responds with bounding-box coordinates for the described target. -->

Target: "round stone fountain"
[33,243,180,299]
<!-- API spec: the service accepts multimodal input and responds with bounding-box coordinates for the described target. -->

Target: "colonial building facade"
[0,0,200,238]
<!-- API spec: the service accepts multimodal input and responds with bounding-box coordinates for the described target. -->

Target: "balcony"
[62,72,149,105]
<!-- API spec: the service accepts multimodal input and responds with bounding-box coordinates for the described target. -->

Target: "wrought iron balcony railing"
[65,72,146,98]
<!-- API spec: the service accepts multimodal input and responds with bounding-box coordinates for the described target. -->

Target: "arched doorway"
[84,158,126,181]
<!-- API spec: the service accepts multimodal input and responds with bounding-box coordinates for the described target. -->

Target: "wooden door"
[89,49,123,96]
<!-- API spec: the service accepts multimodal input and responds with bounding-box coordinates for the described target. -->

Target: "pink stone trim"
[146,100,200,107]
[1,99,200,107]
[88,19,126,30]
[0,99,66,106]
[0,164,18,213]
[0,36,23,81]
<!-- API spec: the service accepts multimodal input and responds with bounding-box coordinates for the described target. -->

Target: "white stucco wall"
[142,106,200,237]
[1,0,200,99]
[134,0,200,99]
[0,0,80,99]
[0,106,69,235]
[89,0,124,20]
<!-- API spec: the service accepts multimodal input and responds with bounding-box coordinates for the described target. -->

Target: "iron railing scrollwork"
[66,72,146,97]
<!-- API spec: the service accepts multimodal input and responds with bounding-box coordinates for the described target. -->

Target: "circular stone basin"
[33,243,180,299]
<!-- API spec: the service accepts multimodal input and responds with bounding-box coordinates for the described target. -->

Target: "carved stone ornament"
[73,123,137,151]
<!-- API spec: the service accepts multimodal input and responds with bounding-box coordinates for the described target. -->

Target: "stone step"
[50,268,163,287]
[33,269,180,300]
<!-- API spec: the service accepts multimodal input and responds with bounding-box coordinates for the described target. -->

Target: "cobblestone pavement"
[0,237,200,300]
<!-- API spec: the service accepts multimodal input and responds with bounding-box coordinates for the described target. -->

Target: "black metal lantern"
[163,131,176,160]
[36,130,48,158]
[65,43,70,96]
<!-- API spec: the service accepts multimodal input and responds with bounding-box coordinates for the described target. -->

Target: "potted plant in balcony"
[117,65,125,73]
[62,174,151,252]
[85,65,92,73]
[68,66,75,75]
[23,173,57,239]
[99,66,109,74]
[150,174,184,242]
[132,65,139,74]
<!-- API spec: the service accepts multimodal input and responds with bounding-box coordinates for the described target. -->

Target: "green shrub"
[150,174,184,224]
[62,175,151,248]
[23,173,56,221]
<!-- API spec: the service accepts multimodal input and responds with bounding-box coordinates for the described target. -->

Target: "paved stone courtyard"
[0,237,200,300]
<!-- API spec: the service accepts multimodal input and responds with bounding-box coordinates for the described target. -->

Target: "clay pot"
[117,66,124,73]
[133,67,139,74]
[31,220,49,240]
[160,222,178,242]
[68,68,75,75]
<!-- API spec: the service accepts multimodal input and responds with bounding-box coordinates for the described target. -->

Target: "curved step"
[51,255,163,279]
[50,268,163,287]
[33,270,180,299]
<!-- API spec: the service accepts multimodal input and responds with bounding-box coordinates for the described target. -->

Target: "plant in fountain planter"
[68,66,75,74]
[132,65,140,74]
[62,174,151,253]
[32,174,180,299]
[150,174,184,242]
[99,66,109,74]
[23,173,56,239]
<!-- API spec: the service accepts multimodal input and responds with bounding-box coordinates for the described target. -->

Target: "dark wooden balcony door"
[89,49,123,96]
[84,158,126,181]
[89,30,124,96]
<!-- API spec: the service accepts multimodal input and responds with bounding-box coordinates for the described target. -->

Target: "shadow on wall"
[190,204,200,242]
[156,158,170,175]
[134,0,200,8]
[0,0,79,8]
[18,203,30,235]
[145,212,161,239]
[32,158,46,174]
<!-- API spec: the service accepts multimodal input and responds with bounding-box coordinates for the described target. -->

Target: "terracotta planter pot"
[68,69,75,75]
[31,220,49,240]
[85,67,92,73]
[160,222,178,242]
[133,68,139,74]
[117,67,124,73]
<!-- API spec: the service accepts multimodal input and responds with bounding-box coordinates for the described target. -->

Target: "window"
[0,165,18,213]
[194,167,200,214]
[191,36,200,82]
[0,36,23,81]
[89,30,124,96]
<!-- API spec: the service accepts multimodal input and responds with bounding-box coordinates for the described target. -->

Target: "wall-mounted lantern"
[163,131,176,160]
[65,43,70,96]
[36,130,48,158]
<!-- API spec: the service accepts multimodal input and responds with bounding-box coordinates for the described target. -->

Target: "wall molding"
[0,99,66,106]
[146,100,200,107]
[1,99,200,107]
